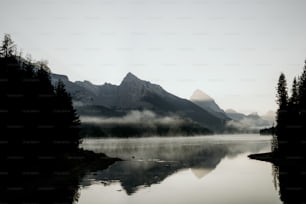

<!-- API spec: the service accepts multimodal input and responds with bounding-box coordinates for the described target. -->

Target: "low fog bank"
[81,110,185,126]
[80,110,212,137]
[225,118,273,133]
[79,110,272,136]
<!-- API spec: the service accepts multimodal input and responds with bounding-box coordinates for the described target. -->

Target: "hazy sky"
[1,0,306,114]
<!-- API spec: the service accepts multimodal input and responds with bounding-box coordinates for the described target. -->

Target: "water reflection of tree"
[0,156,116,204]
[0,34,118,204]
[272,165,279,191]
[272,162,306,204]
[267,60,306,204]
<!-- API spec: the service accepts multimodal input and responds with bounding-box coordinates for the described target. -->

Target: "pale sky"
[1,0,306,115]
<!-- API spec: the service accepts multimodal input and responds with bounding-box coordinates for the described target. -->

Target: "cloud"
[226,117,272,132]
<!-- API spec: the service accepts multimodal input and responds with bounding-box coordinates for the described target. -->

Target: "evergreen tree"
[54,80,81,149]
[298,60,306,115]
[36,66,54,94]
[276,73,289,109]
[274,62,306,156]
[276,73,289,136]
[287,77,301,134]
[297,60,306,135]
[0,34,16,58]
[289,77,299,107]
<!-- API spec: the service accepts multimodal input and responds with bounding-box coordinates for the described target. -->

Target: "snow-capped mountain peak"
[190,89,228,120]
[190,89,213,101]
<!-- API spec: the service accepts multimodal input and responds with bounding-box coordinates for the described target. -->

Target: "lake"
[78,134,282,204]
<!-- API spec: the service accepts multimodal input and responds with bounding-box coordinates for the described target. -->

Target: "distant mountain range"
[225,109,274,130]
[51,72,274,134]
[51,73,227,133]
[189,89,274,131]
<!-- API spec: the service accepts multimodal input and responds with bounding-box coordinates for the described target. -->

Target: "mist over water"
[78,135,282,204]
[81,134,271,161]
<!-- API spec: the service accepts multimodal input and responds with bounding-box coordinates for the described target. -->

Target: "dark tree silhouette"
[297,60,306,131]
[275,73,288,136]
[0,34,119,204]
[273,60,306,158]
[54,80,81,149]
[0,34,81,157]
[276,73,288,110]
[0,34,16,58]
[287,77,300,134]
[289,77,299,107]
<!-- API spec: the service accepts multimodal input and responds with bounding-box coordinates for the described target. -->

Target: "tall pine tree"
[54,80,81,149]
[276,73,289,136]
[298,60,306,122]
[0,34,16,58]
[289,77,299,107]
[288,77,300,129]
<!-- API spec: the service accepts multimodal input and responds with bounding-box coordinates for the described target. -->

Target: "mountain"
[189,90,274,132]
[225,109,246,121]
[225,109,273,130]
[51,72,228,132]
[190,89,229,120]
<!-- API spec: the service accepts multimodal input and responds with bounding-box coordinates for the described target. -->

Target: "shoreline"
[248,152,306,165]
[248,152,275,163]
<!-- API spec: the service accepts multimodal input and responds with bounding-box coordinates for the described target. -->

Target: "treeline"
[0,34,81,157]
[0,34,119,204]
[81,121,212,138]
[275,60,306,156]
[259,126,275,135]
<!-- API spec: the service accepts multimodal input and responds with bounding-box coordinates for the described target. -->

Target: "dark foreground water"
[79,135,282,204]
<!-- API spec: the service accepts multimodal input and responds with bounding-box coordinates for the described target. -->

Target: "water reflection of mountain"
[81,137,270,195]
[191,168,212,179]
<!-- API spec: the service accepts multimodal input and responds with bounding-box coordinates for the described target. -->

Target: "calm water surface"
[78,134,282,204]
